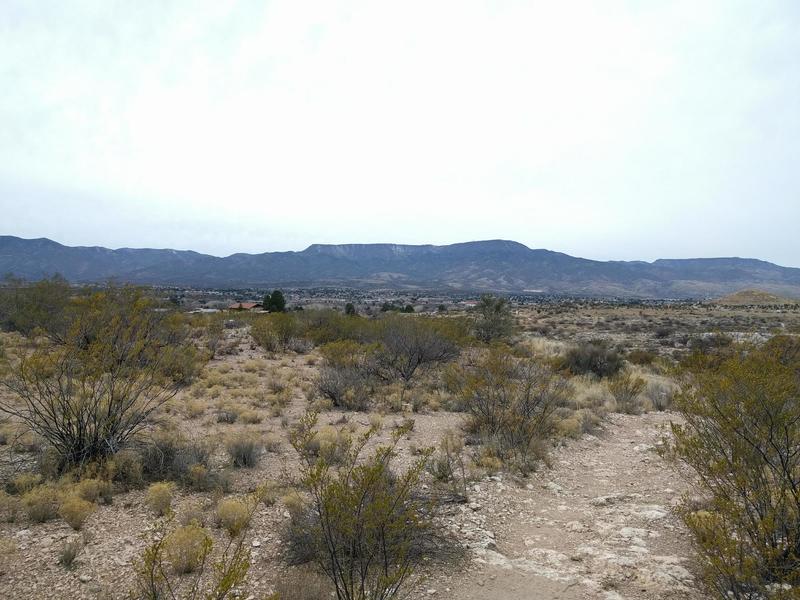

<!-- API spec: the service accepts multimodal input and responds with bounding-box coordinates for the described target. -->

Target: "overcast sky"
[1,1,798,265]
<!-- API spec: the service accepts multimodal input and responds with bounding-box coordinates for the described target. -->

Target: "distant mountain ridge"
[2,235,800,299]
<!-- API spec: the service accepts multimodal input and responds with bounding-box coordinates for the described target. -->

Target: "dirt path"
[415,412,702,600]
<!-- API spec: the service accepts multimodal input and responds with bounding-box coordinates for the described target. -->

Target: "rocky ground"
[411,411,701,600]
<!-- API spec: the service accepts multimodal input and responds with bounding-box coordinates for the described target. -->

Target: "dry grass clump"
[146,482,175,516]
[59,495,95,530]
[108,449,144,489]
[9,472,41,495]
[225,433,261,468]
[74,477,113,505]
[268,570,333,600]
[0,491,21,522]
[22,484,61,522]
[239,409,263,424]
[164,523,211,574]
[215,497,249,537]
[186,399,205,419]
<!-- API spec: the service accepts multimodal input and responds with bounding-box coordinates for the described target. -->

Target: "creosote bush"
[559,340,623,378]
[454,346,570,475]
[669,337,800,598]
[287,412,440,600]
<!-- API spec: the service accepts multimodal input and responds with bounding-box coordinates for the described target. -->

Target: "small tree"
[264,290,287,313]
[1,286,198,471]
[473,295,514,343]
[288,413,435,600]
[344,303,357,316]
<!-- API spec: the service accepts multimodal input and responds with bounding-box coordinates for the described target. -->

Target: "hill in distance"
[712,289,799,306]
[2,235,800,300]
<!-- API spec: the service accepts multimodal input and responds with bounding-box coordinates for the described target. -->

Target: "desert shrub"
[316,366,372,411]
[108,449,144,489]
[59,495,95,530]
[608,372,646,414]
[268,570,333,600]
[239,409,263,424]
[560,340,623,378]
[75,477,113,504]
[287,413,440,600]
[645,380,676,411]
[0,491,21,522]
[8,472,40,495]
[186,399,205,419]
[146,482,175,516]
[427,430,468,501]
[59,538,83,570]
[373,316,460,383]
[454,347,570,475]
[626,349,657,366]
[132,487,266,599]
[22,484,61,522]
[164,523,212,574]
[669,339,800,598]
[1,286,199,473]
[217,408,238,424]
[226,434,261,468]
[215,498,250,537]
[139,432,212,483]
[472,294,515,343]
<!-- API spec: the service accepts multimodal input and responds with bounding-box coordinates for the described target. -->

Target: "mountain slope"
[2,235,799,299]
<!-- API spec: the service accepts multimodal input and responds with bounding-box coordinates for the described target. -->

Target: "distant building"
[227,302,263,311]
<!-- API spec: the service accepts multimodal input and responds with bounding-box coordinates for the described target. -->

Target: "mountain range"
[2,235,800,299]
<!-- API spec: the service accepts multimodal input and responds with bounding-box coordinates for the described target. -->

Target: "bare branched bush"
[0,286,199,472]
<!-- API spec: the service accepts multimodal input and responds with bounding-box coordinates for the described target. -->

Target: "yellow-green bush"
[671,337,800,597]
[164,523,212,574]
[22,484,61,522]
[59,496,95,530]
[146,482,174,516]
[215,497,249,537]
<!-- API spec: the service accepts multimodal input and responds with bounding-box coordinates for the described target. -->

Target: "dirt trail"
[415,412,702,600]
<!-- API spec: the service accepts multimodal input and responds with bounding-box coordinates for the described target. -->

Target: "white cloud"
[0,0,798,264]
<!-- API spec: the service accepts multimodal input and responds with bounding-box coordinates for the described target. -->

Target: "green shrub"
[455,347,570,475]
[560,340,623,378]
[287,413,445,600]
[670,338,800,597]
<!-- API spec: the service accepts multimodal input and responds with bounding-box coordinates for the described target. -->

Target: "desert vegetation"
[0,278,799,599]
